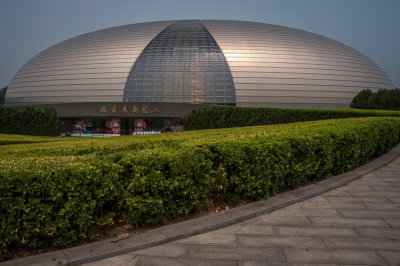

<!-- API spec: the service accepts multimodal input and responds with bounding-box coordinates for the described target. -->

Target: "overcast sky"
[1,0,399,88]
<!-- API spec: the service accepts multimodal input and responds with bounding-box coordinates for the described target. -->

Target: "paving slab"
[173,232,236,245]
[379,251,400,266]
[248,215,312,226]
[350,191,400,197]
[206,224,276,236]
[373,186,400,191]
[83,254,138,266]
[322,190,353,196]
[348,180,394,187]
[339,209,400,218]
[390,197,400,203]
[138,256,237,266]
[268,204,341,217]
[185,245,285,262]
[324,195,390,203]
[274,226,359,237]
[323,236,400,250]
[309,216,389,227]
[238,262,338,266]
[131,244,187,257]
[236,235,325,248]
[385,219,400,228]
[335,184,375,191]
[283,248,385,265]
[299,201,366,209]
[355,227,400,238]
[364,202,400,209]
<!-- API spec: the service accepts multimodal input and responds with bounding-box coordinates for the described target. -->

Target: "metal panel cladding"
[203,20,393,109]
[5,21,175,105]
[5,20,394,109]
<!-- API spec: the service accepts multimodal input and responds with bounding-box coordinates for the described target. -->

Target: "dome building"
[5,20,393,134]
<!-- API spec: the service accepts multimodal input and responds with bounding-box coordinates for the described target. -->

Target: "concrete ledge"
[2,144,400,266]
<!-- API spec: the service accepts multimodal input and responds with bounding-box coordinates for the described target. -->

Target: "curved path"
[3,145,400,266]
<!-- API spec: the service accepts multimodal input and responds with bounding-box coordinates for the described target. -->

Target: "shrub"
[182,106,400,130]
[1,117,400,260]
[118,147,213,225]
[0,156,122,258]
[0,106,58,136]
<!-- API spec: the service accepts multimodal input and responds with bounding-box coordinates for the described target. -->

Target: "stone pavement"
[83,158,400,265]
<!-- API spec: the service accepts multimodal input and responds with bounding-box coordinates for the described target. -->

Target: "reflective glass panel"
[123,20,236,104]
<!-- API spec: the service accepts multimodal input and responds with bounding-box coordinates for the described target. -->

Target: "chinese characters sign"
[100,105,161,114]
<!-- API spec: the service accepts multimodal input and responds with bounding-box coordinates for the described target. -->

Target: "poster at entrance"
[135,118,147,133]
[73,120,86,133]
[73,119,93,134]
[106,119,121,134]
[163,119,183,132]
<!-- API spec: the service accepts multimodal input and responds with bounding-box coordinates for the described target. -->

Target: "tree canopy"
[351,88,400,110]
[0,86,7,105]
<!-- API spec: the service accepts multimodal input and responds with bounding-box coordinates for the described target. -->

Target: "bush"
[351,88,400,110]
[118,147,213,225]
[351,89,374,108]
[1,117,400,260]
[0,156,122,258]
[182,106,400,130]
[0,106,58,136]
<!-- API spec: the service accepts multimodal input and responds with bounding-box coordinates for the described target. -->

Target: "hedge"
[182,106,400,130]
[1,117,400,260]
[0,106,58,136]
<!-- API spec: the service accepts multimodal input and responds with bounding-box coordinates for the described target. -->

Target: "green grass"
[0,134,68,145]
[0,117,394,158]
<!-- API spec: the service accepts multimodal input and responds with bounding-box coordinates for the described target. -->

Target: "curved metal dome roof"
[5,20,393,109]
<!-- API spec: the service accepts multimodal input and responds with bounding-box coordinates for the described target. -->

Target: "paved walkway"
[83,157,400,265]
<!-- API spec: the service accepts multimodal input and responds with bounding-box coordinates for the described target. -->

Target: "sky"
[0,0,399,88]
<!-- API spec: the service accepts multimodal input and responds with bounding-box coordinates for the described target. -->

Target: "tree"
[0,86,7,105]
[351,88,400,110]
[350,89,373,109]
[0,105,58,136]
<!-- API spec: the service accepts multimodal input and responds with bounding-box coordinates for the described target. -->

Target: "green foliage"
[351,88,400,110]
[0,87,6,105]
[0,156,122,258]
[182,106,400,130]
[118,147,213,225]
[1,117,400,260]
[351,89,373,108]
[0,134,64,145]
[0,106,58,136]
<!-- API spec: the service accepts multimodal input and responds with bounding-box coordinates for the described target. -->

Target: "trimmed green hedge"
[182,106,400,130]
[1,117,400,260]
[0,106,58,136]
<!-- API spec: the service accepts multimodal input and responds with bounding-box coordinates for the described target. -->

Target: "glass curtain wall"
[123,20,235,105]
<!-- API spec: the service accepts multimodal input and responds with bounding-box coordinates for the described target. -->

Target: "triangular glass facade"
[123,20,235,105]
